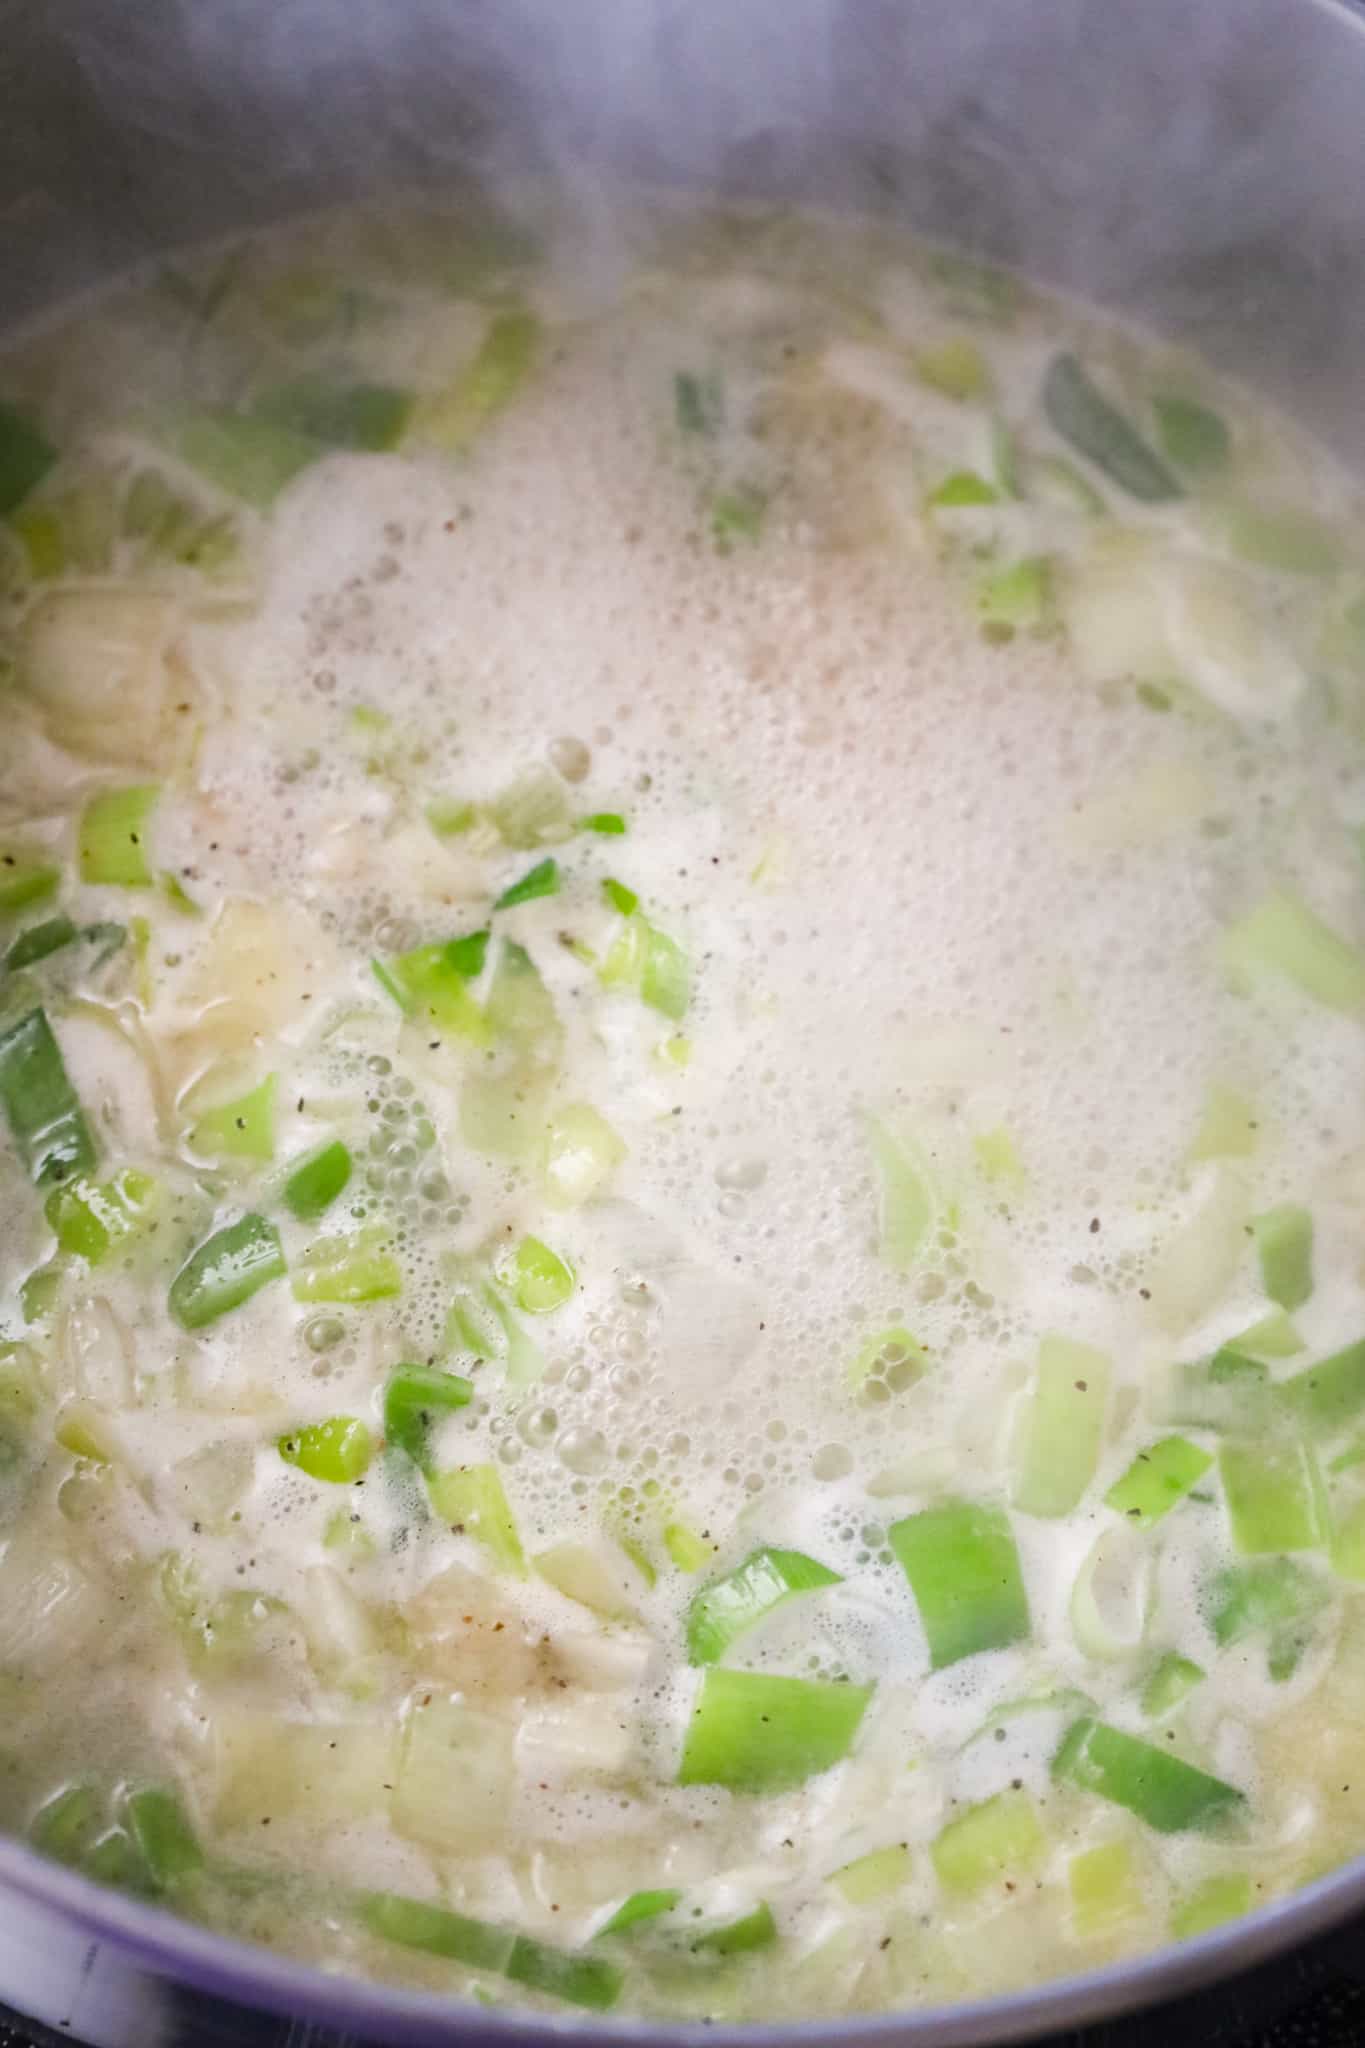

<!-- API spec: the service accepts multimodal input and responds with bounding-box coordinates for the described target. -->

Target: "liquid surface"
[4,198,1365,2021]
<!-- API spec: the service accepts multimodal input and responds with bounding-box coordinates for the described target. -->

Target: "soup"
[3,199,1365,2021]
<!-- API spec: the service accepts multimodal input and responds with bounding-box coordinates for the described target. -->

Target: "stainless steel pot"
[2,0,1365,2039]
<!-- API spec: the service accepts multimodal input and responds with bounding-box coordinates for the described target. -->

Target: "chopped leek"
[78,786,158,887]
[915,338,989,400]
[978,556,1051,637]
[361,1891,621,2011]
[282,1139,352,1220]
[602,878,639,917]
[928,470,998,509]
[1250,1203,1313,1312]
[0,1008,96,1187]
[598,1889,681,1937]
[383,1363,474,1469]
[1152,395,1231,475]
[1171,1874,1252,1940]
[1069,1839,1143,1939]
[499,1235,574,1313]
[5,915,76,972]
[168,1213,285,1329]
[678,1668,873,1793]
[1330,1498,1365,1580]
[0,399,57,514]
[1189,1085,1258,1162]
[580,812,626,835]
[1162,1348,1270,1433]
[1219,1438,1325,1554]
[1012,1334,1110,1517]
[30,1782,99,1865]
[1209,1556,1328,1661]
[890,1500,1030,1669]
[686,1546,842,1664]
[1280,1338,1365,1436]
[45,1168,155,1264]
[1231,1307,1304,1359]
[0,857,59,916]
[848,1325,925,1393]
[290,1231,401,1304]
[190,1073,277,1162]
[712,485,766,548]
[867,1120,933,1271]
[278,1416,373,1484]
[1042,354,1181,502]
[420,308,541,452]
[375,939,489,1041]
[664,1521,713,1573]
[124,1786,202,1891]
[542,1101,626,1208]
[427,1462,526,1575]
[1220,889,1365,1015]
[1053,1718,1242,1832]
[1105,1437,1212,1528]
[1141,1652,1205,1720]
[931,1789,1044,1895]
[495,857,559,909]
[691,1903,777,1956]
[1222,503,1339,577]
[830,1845,912,1905]
[252,378,412,452]
[675,371,723,436]
[168,411,319,507]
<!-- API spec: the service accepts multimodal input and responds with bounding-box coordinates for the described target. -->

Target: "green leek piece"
[1330,1498,1365,1580]
[31,1782,100,1865]
[1153,395,1231,475]
[483,941,557,1051]
[890,1500,1030,1669]
[640,924,689,1020]
[361,1890,621,2012]
[78,786,159,888]
[5,915,76,972]
[978,555,1051,637]
[1232,1308,1304,1360]
[375,939,489,1041]
[45,1167,155,1264]
[664,1521,712,1573]
[679,1668,872,1793]
[829,1844,911,1905]
[867,1120,933,1271]
[500,1235,574,1313]
[928,470,999,508]
[1106,1437,1212,1528]
[848,1325,926,1393]
[915,337,990,400]
[1280,1338,1365,1436]
[1053,1718,1242,1833]
[282,1139,352,1220]
[931,1789,1045,1895]
[82,1826,153,1894]
[675,370,723,436]
[1189,1085,1258,1162]
[447,1273,543,1380]
[1219,1438,1325,1554]
[168,1212,286,1329]
[712,485,766,548]
[0,857,60,916]
[168,411,319,506]
[1250,1204,1313,1312]
[1032,454,1107,516]
[1042,354,1181,502]
[580,812,626,836]
[598,1889,682,1938]
[190,1073,277,1162]
[1221,889,1365,1015]
[1209,1557,1329,1651]
[487,769,574,850]
[1013,1334,1110,1517]
[0,1008,96,1186]
[278,1415,373,1484]
[542,1101,626,1208]
[124,1786,203,1890]
[685,1546,842,1665]
[1142,1652,1205,1720]
[423,308,541,451]
[20,1262,61,1323]
[0,399,57,515]
[495,857,559,910]
[974,1125,1026,1186]
[253,378,412,452]
[427,1462,526,1575]
[1223,503,1338,577]
[1068,1839,1142,1939]
[290,1232,401,1304]
[691,1903,777,1956]
[1171,1873,1252,1940]
[1165,1349,1270,1433]
[601,878,639,917]
[425,796,479,838]
[991,417,1022,498]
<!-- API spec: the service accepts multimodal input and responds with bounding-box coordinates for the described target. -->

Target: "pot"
[2,0,1364,2040]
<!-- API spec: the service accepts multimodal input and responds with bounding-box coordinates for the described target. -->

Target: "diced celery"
[598,1888,682,1936]
[0,1007,96,1187]
[1068,1838,1143,1939]
[383,1363,473,1470]
[931,1789,1044,1895]
[124,1785,203,1890]
[1221,889,1365,1015]
[1013,1334,1110,1517]
[889,1500,1030,1668]
[190,1073,277,1162]
[711,485,766,548]
[499,1235,574,1313]
[1152,395,1231,474]
[282,1139,352,1220]
[427,1462,526,1575]
[686,1546,842,1665]
[678,1669,873,1793]
[602,877,639,917]
[1280,1338,1365,1436]
[168,411,319,506]
[1250,1204,1313,1312]
[915,338,990,400]
[419,307,541,452]
[290,1231,401,1304]
[78,786,158,888]
[829,1844,911,1905]
[847,1325,925,1394]
[168,1213,285,1329]
[494,857,559,910]
[542,1101,626,1208]
[278,1416,373,1484]
[927,470,998,509]
[1219,1438,1325,1554]
[1106,1437,1212,1528]
[580,812,626,835]
[1209,1557,1329,1650]
[1189,1085,1258,1162]
[44,1168,156,1264]
[252,377,412,451]
[1171,1873,1252,1939]
[1142,1653,1205,1720]
[1042,354,1180,502]
[0,399,57,514]
[0,856,60,916]
[664,1521,713,1573]
[1054,1718,1242,1832]
[690,1903,777,1956]
[867,1120,933,1271]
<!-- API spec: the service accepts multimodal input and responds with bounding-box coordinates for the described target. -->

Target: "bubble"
[305,1316,346,1353]
[517,1405,559,1449]
[558,1427,608,1475]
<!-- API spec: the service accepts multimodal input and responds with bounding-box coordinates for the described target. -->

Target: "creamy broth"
[3,200,1365,2019]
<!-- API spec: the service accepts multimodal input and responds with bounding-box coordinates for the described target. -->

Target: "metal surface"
[2,0,1365,2039]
